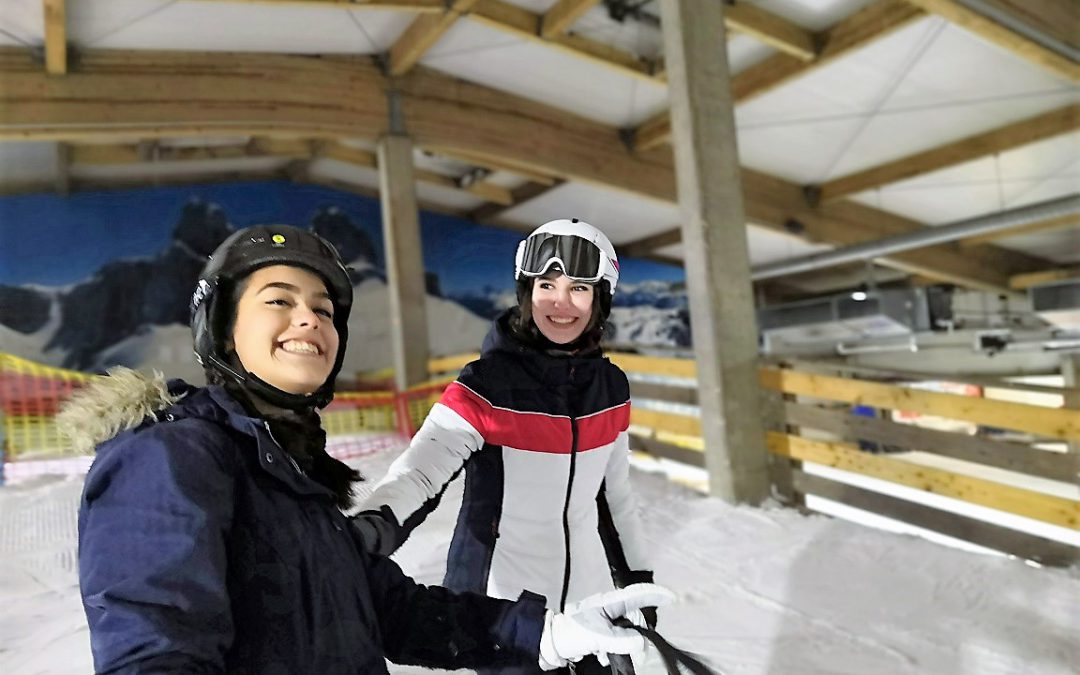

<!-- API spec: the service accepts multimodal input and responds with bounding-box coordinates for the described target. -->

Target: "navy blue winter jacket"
[72,372,545,674]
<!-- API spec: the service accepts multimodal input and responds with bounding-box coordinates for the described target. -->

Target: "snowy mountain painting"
[0,181,687,379]
[609,280,690,348]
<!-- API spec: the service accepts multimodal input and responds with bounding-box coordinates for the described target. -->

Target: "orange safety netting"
[0,354,94,459]
[0,353,458,462]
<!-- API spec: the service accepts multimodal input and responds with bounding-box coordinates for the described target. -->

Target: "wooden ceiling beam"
[1010,265,1080,290]
[904,0,1080,82]
[471,0,657,82]
[601,164,1049,289]
[69,138,314,164]
[541,0,601,39]
[66,137,513,205]
[817,104,1079,202]
[423,146,559,186]
[0,49,389,141]
[723,3,816,61]
[742,167,1047,290]
[43,0,67,75]
[0,47,1047,291]
[320,141,513,204]
[972,0,1079,55]
[308,174,489,226]
[387,0,482,76]
[29,169,291,194]
[618,227,683,259]
[633,0,924,151]
[187,0,446,12]
[467,179,563,223]
[960,214,1079,247]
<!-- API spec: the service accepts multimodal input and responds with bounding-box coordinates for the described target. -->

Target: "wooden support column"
[659,0,770,503]
[378,126,430,390]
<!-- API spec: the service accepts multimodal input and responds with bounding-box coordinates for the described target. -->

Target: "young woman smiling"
[354,219,655,675]
[63,224,670,674]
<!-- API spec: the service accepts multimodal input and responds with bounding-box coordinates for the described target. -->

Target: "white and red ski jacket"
[364,313,651,611]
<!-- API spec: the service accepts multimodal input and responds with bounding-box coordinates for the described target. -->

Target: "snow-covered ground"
[1,438,1078,675]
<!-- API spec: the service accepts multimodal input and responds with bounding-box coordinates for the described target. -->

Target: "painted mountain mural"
[0,181,689,382]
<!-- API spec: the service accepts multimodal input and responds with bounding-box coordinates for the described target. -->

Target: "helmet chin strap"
[209,352,324,411]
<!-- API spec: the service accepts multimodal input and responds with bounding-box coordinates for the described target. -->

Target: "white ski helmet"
[514,218,619,294]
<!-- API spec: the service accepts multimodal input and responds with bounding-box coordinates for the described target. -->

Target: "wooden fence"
[426,352,1079,566]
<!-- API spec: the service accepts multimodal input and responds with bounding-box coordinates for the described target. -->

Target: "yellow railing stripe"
[766,431,1080,530]
[760,367,1080,440]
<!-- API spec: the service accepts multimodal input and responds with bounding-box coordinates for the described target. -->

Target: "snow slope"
[1,440,1077,674]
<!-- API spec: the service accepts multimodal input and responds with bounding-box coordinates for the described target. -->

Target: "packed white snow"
[1,437,1077,675]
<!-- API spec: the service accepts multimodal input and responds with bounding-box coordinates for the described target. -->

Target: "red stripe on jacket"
[439,382,628,454]
[578,402,630,451]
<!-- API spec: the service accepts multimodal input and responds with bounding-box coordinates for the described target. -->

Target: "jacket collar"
[190,386,337,499]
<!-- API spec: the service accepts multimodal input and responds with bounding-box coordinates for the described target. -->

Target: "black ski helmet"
[190,224,353,409]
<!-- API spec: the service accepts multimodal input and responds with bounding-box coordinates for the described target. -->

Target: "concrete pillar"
[377,133,429,390]
[1062,354,1080,454]
[659,0,770,502]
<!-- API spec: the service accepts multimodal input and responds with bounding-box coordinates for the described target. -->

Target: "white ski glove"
[537,583,676,671]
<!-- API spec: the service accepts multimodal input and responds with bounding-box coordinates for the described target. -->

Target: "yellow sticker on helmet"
[271,234,286,244]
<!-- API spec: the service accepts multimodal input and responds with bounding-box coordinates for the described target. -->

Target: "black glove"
[349,506,401,556]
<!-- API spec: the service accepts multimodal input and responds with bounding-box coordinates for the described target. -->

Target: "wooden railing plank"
[774,357,1080,398]
[781,402,1079,483]
[627,435,705,468]
[628,380,699,406]
[767,432,1080,530]
[792,470,1078,566]
[630,408,702,438]
[609,353,696,379]
[427,352,479,375]
[760,368,1080,440]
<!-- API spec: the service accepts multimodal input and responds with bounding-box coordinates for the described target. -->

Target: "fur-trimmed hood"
[57,368,182,455]
[59,368,361,509]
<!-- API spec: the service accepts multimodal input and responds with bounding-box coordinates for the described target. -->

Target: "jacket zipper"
[558,366,578,613]
[263,421,304,475]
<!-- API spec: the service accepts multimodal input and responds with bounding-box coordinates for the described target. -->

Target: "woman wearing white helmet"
[355,219,655,674]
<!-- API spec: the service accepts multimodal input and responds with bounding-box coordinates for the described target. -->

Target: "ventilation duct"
[1030,279,1080,331]
[751,195,1080,281]
[758,288,934,350]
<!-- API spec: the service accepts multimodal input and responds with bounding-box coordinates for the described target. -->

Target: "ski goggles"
[517,233,605,283]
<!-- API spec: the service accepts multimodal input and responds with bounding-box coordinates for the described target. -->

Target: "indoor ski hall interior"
[0,0,1077,673]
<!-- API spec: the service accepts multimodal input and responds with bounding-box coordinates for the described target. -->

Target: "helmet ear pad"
[198,276,247,376]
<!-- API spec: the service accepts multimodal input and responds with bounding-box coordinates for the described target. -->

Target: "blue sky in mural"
[0,180,683,292]
[0,181,382,286]
[420,211,684,295]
